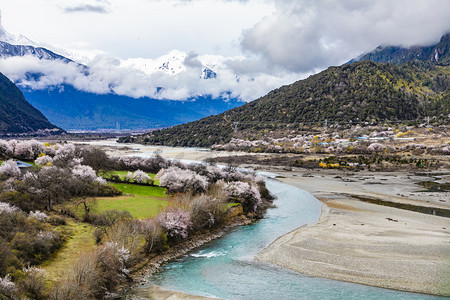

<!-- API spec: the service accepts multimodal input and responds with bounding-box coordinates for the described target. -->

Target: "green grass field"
[94,195,169,219]
[102,170,160,185]
[112,183,167,197]
[73,183,170,219]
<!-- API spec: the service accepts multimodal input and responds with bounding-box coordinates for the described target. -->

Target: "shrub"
[0,201,19,214]
[132,170,151,184]
[158,167,209,194]
[190,194,226,231]
[158,208,192,242]
[140,218,168,254]
[105,219,143,263]
[28,211,48,222]
[220,181,262,214]
[50,279,93,300]
[14,140,42,160]
[94,242,131,294]
[17,267,47,300]
[35,155,53,167]
[69,252,101,298]
[0,275,18,299]
[0,160,21,179]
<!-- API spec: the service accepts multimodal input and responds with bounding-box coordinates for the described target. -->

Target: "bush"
[17,267,47,300]
[158,208,192,243]
[69,252,102,298]
[50,280,93,300]
[190,194,226,231]
[140,218,168,254]
[132,170,151,184]
[219,181,262,214]
[0,275,18,299]
[105,219,143,263]
[158,167,209,194]
[0,160,20,179]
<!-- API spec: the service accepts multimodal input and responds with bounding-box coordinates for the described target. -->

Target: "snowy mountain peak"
[0,12,35,46]
[0,40,73,63]
[201,66,217,79]
[120,50,187,75]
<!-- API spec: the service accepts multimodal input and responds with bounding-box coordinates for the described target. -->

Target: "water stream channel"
[128,177,441,299]
[80,142,442,299]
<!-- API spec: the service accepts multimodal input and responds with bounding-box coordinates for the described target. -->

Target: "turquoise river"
[129,176,443,300]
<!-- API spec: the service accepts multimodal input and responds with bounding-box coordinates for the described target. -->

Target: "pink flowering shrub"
[158,166,209,194]
[132,170,150,183]
[13,140,43,160]
[158,208,192,241]
[221,180,262,214]
[72,165,104,184]
[0,140,14,157]
[35,155,53,167]
[0,160,21,179]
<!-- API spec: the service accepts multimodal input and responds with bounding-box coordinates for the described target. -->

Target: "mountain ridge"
[120,60,449,147]
[349,33,450,65]
[0,72,61,135]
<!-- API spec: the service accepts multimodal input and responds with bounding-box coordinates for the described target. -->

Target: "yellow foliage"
[38,152,46,157]
[319,162,340,168]
[397,130,415,137]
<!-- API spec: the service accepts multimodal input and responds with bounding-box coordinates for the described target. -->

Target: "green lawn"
[73,183,170,219]
[95,195,169,219]
[103,170,160,185]
[112,183,167,197]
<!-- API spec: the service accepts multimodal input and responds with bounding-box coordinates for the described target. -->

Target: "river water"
[129,178,441,300]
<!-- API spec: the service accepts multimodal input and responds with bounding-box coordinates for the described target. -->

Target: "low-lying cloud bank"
[0,51,304,101]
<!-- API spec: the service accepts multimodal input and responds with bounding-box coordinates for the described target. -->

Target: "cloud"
[241,0,450,73]
[64,4,110,14]
[0,52,302,102]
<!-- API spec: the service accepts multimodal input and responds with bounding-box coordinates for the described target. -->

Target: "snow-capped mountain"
[201,67,217,79]
[0,14,34,46]
[120,50,187,76]
[0,26,243,131]
[0,41,73,63]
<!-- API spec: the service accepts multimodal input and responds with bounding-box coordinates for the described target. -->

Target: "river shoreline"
[257,169,450,297]
[81,141,450,297]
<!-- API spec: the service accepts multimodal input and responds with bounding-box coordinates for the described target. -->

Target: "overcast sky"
[0,0,449,101]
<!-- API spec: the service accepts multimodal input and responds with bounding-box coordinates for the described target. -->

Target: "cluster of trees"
[0,140,273,299]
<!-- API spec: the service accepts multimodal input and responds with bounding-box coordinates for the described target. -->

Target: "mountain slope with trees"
[0,72,61,135]
[349,33,450,65]
[120,60,450,147]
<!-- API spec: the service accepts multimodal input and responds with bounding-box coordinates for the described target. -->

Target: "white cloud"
[1,0,449,102]
[0,52,303,102]
[241,0,450,72]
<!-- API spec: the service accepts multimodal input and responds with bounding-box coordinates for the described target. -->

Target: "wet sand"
[258,169,450,296]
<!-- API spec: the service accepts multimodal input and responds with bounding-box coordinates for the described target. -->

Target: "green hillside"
[0,72,61,134]
[119,60,449,148]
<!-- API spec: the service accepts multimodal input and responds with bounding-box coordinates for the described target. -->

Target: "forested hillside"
[120,60,449,147]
